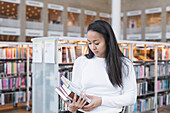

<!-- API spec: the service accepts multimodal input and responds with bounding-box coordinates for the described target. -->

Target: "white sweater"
[72,56,137,113]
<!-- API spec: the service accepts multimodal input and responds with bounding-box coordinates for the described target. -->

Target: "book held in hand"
[55,76,91,105]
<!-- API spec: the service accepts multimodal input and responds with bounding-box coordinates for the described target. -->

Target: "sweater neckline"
[94,56,105,61]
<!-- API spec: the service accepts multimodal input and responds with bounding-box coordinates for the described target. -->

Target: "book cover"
[66,47,73,63]
[0,63,4,74]
[60,76,91,104]
[55,87,70,102]
[75,46,82,59]
[0,79,2,90]
[56,84,91,105]
[59,85,73,101]
[62,47,67,63]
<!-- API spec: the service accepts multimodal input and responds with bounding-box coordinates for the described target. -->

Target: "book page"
[64,76,81,91]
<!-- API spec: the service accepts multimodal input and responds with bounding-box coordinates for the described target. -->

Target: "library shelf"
[59,67,73,71]
[31,37,170,113]
[133,60,155,63]
[59,63,74,66]
[157,89,170,93]
[136,76,155,80]
[0,42,32,111]
[158,74,170,78]
[137,92,155,97]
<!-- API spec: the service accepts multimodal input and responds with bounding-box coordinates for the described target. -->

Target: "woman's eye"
[88,43,91,45]
[95,43,99,45]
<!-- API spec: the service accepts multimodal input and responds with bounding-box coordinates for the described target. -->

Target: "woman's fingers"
[72,93,77,104]
[81,94,87,105]
[67,91,90,111]
[64,100,70,105]
[77,91,83,103]
[83,96,102,111]
[83,104,94,111]
[83,103,96,111]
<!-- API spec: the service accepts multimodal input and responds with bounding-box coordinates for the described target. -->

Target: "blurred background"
[0,0,170,113]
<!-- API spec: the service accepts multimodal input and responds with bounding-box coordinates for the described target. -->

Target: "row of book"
[157,63,170,76]
[157,93,170,107]
[58,70,72,111]
[59,71,72,85]
[136,97,155,112]
[120,47,129,57]
[137,80,154,96]
[0,77,30,90]
[137,78,170,96]
[135,92,170,112]
[0,48,27,59]
[157,49,170,60]
[0,92,26,105]
[0,62,26,75]
[58,97,69,112]
[157,79,170,91]
[133,48,170,61]
[133,55,153,61]
[134,64,155,78]
[137,81,148,96]
[0,77,26,90]
[58,45,129,62]
[134,65,150,78]
[134,63,170,78]
[58,46,87,63]
[58,68,73,111]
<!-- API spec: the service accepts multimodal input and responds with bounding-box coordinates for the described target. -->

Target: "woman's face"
[87,30,106,58]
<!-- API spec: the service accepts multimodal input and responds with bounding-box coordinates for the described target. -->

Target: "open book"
[55,76,91,104]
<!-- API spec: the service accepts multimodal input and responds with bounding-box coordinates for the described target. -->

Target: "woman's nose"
[91,44,96,50]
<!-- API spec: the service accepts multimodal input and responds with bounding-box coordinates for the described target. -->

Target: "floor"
[142,105,170,113]
[0,105,170,113]
[0,106,31,113]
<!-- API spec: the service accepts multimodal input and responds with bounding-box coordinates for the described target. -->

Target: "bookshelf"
[31,37,170,113]
[31,37,87,113]
[129,42,170,113]
[0,42,32,111]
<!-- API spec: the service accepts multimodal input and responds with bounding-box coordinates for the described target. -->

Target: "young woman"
[66,20,137,113]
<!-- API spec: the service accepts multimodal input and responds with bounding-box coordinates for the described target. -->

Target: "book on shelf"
[0,77,26,90]
[75,46,83,59]
[58,46,88,63]
[158,48,170,60]
[58,46,75,63]
[137,97,155,112]
[0,48,27,59]
[0,92,26,105]
[134,55,152,61]
[55,76,91,105]
[120,46,129,57]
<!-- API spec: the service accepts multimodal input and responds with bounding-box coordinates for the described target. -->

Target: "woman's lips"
[93,51,98,54]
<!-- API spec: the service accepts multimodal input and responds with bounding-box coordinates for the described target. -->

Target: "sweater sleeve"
[101,59,137,107]
[71,56,84,89]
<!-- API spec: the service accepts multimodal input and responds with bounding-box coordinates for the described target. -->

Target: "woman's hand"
[82,95,102,111]
[65,92,87,112]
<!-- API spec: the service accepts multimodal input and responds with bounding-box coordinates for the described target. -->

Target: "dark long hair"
[85,20,125,87]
